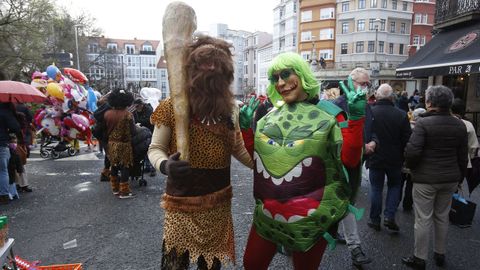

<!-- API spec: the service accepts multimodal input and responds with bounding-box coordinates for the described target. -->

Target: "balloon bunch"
[31,64,97,146]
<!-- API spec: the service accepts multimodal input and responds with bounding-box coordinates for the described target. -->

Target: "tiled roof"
[87,36,160,50]
[157,56,167,68]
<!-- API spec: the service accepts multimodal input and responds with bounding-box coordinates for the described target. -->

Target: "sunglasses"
[269,69,293,84]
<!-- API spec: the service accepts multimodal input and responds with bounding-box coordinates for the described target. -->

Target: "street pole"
[374,25,378,63]
[74,25,81,70]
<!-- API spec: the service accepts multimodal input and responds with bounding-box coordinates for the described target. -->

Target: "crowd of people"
[1,34,477,270]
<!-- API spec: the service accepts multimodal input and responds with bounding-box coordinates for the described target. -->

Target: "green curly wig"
[267,52,320,107]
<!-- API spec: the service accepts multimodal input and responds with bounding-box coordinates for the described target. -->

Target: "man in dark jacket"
[366,83,412,233]
[402,85,468,269]
[0,103,21,204]
[132,99,155,176]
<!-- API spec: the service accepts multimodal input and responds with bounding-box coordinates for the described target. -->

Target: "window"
[301,31,312,41]
[342,2,349,12]
[380,19,386,31]
[301,51,311,60]
[399,44,404,54]
[142,45,153,51]
[369,19,375,30]
[413,35,419,45]
[161,70,166,78]
[356,41,364,53]
[89,44,98,53]
[125,44,135,54]
[301,10,312,22]
[421,35,426,45]
[371,0,377,8]
[341,43,348,54]
[292,35,296,46]
[401,23,406,34]
[358,0,366,9]
[390,21,396,33]
[319,49,333,60]
[381,0,387,8]
[389,43,394,54]
[368,41,375,52]
[342,22,349,34]
[107,43,117,52]
[422,14,428,24]
[357,19,365,31]
[403,1,408,11]
[379,41,384,53]
[392,0,397,10]
[320,8,334,19]
[415,14,422,24]
[320,28,334,40]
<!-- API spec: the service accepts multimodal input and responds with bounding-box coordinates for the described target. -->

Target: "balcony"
[435,0,480,29]
[139,50,156,55]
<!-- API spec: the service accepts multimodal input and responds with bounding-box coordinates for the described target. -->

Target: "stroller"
[130,126,152,186]
[40,136,77,159]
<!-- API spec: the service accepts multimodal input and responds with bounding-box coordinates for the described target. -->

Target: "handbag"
[449,193,477,228]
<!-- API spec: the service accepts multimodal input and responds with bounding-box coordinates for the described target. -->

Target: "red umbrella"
[0,80,47,103]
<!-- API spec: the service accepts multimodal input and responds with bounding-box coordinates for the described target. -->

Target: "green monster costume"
[245,53,366,253]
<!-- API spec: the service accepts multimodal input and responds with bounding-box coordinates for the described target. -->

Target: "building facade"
[273,0,299,56]
[257,42,274,95]
[335,0,413,86]
[243,32,273,96]
[298,0,336,69]
[85,37,160,93]
[156,55,170,99]
[409,0,436,56]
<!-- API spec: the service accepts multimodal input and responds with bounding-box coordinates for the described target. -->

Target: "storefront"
[396,21,480,129]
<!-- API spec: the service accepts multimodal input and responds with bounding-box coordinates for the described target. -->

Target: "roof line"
[397,59,480,71]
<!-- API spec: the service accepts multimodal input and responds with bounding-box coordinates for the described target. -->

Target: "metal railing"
[435,0,480,25]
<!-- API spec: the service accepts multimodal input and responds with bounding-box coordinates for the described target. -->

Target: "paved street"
[1,145,480,269]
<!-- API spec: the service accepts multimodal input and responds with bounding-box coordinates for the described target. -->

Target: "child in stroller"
[130,125,152,186]
[40,135,77,159]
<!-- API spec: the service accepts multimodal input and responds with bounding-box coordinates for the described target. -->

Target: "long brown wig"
[185,36,235,122]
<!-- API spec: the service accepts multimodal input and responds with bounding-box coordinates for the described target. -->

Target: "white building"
[244,32,273,96]
[257,42,273,96]
[273,0,299,56]
[85,37,160,93]
[156,55,170,99]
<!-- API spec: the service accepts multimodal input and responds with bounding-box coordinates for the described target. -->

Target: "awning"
[396,22,480,78]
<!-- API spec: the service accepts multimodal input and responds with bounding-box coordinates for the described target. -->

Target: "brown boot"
[110,176,119,195]
[100,168,110,182]
[118,182,134,199]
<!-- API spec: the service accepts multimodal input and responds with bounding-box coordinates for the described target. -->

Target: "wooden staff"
[162,1,196,161]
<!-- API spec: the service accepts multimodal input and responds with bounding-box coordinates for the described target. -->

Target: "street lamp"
[310,36,318,71]
[374,18,381,63]
[74,24,81,70]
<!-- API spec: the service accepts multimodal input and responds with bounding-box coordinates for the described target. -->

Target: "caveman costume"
[148,36,253,269]
[242,52,366,268]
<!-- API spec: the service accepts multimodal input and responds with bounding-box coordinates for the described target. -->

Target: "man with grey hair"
[334,67,374,266]
[366,83,411,233]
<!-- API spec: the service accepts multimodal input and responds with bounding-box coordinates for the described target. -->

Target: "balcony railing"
[435,0,480,27]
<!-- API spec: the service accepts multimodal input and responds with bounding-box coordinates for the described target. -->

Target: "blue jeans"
[0,146,11,196]
[369,167,402,222]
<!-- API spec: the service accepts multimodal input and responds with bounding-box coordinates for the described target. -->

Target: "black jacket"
[0,103,20,147]
[405,110,468,184]
[133,104,154,131]
[367,99,412,168]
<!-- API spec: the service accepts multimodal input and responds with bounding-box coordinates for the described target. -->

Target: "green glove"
[239,97,260,129]
[339,76,367,120]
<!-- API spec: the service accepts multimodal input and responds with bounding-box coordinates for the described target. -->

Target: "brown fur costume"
[185,36,235,123]
[150,36,253,270]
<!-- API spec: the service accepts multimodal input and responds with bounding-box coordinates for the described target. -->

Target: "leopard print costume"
[151,98,237,269]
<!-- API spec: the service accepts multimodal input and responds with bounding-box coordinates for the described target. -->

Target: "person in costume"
[148,36,253,270]
[242,52,366,269]
[104,89,135,199]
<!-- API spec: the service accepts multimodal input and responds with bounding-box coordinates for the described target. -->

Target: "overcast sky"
[57,0,277,40]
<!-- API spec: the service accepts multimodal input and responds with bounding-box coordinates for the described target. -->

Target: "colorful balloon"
[72,113,89,132]
[46,82,64,101]
[46,64,60,80]
[41,118,60,136]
